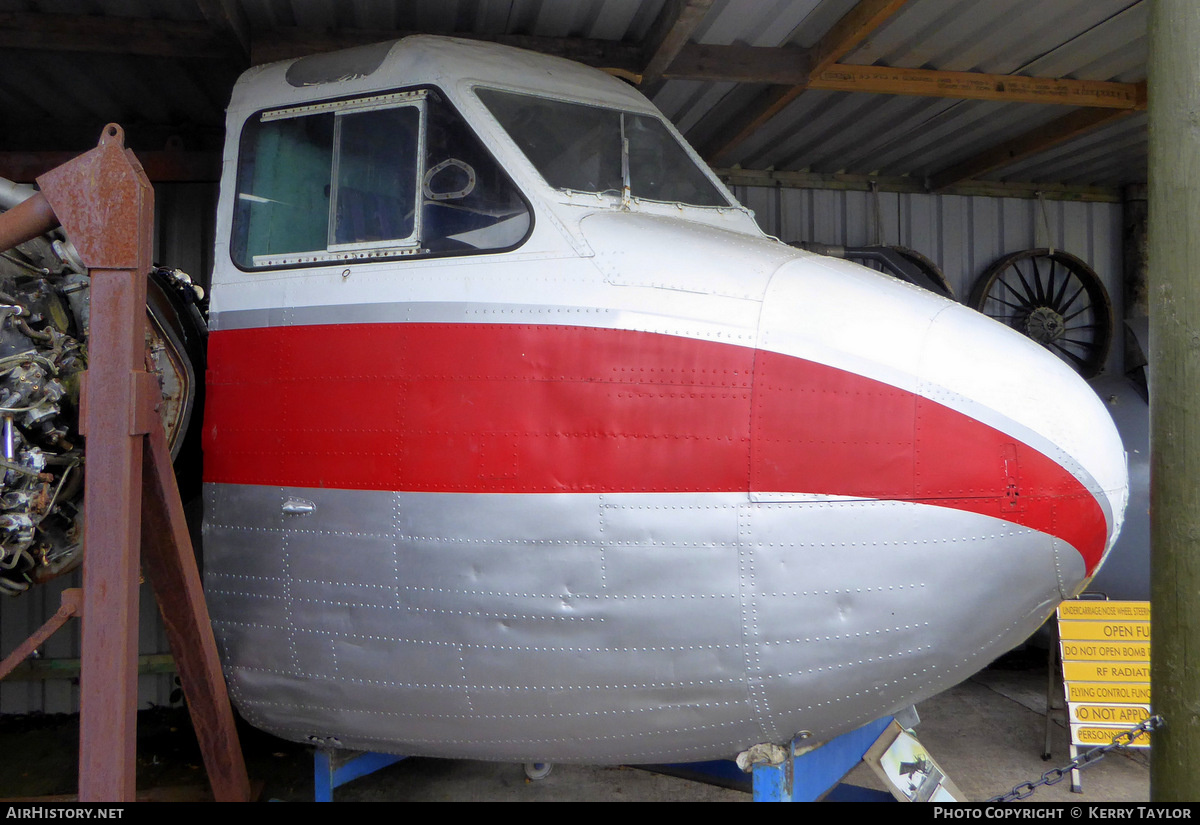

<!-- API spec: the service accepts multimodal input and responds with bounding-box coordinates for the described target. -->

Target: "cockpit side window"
[234,111,336,263]
[421,91,531,254]
[476,88,730,208]
[231,88,530,270]
[331,105,421,249]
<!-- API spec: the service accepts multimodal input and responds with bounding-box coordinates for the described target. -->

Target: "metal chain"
[987,715,1164,802]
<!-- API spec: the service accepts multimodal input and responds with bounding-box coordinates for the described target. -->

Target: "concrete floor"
[874,660,1149,803]
[0,649,1150,802]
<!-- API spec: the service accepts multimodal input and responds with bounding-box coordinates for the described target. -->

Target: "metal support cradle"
[307,716,897,801]
[0,124,251,803]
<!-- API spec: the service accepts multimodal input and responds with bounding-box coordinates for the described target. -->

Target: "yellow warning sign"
[1058,600,1152,749]
[1058,619,1150,642]
[1058,601,1150,621]
[1062,661,1150,682]
[1066,682,1150,704]
[1071,725,1151,749]
[1060,641,1149,662]
[1069,704,1151,725]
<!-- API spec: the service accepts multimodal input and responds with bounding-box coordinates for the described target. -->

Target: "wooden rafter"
[0,151,220,183]
[716,167,1120,203]
[195,0,252,61]
[665,43,808,84]
[0,12,238,59]
[698,0,910,164]
[809,0,911,72]
[670,51,1145,110]
[928,100,1144,191]
[809,64,1144,109]
[640,0,714,87]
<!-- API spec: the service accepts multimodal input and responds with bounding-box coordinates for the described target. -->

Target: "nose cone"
[757,256,1128,594]
[921,301,1128,587]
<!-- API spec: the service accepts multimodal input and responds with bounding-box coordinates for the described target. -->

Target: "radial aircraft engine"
[203,36,1129,765]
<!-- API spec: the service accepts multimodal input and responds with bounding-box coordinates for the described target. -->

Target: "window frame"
[473,86,733,210]
[241,90,428,268]
[230,86,535,273]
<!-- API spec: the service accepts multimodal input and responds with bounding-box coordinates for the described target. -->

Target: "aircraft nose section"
[919,301,1128,590]
[757,257,1127,595]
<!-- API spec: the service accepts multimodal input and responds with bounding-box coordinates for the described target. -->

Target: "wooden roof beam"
[716,167,1120,203]
[640,0,714,87]
[0,150,220,184]
[696,0,910,164]
[807,0,912,74]
[809,64,1144,108]
[672,56,1145,110]
[0,12,238,59]
[928,97,1144,191]
[195,0,252,61]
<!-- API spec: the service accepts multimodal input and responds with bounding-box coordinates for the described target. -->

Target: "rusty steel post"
[38,124,153,802]
[30,123,250,802]
[1,124,251,802]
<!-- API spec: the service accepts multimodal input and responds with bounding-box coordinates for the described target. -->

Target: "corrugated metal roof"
[650,0,1147,186]
[0,0,1152,189]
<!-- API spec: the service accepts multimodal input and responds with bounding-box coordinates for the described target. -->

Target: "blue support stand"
[314,749,406,802]
[750,717,895,802]
[311,716,897,800]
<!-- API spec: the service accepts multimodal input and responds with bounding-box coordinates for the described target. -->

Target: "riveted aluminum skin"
[203,36,1128,764]
[206,486,1078,763]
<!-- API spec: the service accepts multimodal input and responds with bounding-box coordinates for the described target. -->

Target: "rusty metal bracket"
[0,589,82,681]
[131,370,161,436]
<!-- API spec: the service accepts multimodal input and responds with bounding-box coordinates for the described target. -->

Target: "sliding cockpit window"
[231,89,531,270]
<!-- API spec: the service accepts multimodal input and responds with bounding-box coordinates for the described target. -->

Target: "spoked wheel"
[969,248,1113,378]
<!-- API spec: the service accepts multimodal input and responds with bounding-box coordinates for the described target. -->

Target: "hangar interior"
[0,0,1151,765]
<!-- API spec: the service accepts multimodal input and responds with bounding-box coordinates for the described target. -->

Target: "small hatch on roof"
[286,41,395,87]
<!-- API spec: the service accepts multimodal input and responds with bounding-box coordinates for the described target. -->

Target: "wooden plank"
[0,12,237,59]
[715,167,1121,203]
[666,0,909,84]
[929,106,1141,191]
[195,0,252,60]
[0,151,220,183]
[641,0,714,87]
[809,64,1144,109]
[665,43,811,84]
[807,0,911,74]
[2,653,176,682]
[669,48,1146,112]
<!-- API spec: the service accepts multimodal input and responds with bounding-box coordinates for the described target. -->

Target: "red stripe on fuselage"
[204,323,1107,571]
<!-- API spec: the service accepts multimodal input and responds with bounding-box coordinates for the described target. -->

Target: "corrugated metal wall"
[0,183,217,715]
[733,185,1126,375]
[0,182,1124,714]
